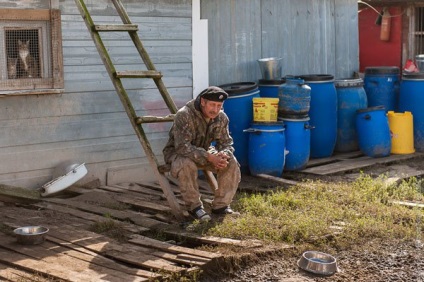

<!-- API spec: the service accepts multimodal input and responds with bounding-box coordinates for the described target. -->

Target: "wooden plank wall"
[201,0,359,85]
[0,0,192,188]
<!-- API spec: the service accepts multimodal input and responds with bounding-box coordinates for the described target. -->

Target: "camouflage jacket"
[163,98,235,166]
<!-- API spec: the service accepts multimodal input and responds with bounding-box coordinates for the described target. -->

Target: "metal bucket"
[257,57,282,80]
[416,54,424,72]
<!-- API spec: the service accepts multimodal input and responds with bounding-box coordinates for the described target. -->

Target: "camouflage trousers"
[169,155,241,211]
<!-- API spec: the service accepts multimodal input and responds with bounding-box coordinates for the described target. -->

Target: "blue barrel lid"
[278,116,310,122]
[248,121,285,132]
[356,105,385,113]
[364,66,399,75]
[402,72,424,80]
[297,74,334,82]
[258,78,286,85]
[218,82,258,96]
[335,78,364,88]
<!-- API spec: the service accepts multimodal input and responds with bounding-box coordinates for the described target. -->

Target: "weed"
[152,268,202,282]
[206,174,423,249]
[89,217,128,242]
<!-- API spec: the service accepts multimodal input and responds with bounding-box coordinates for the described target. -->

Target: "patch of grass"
[206,174,424,249]
[100,202,130,211]
[153,269,202,282]
[9,271,64,282]
[89,216,128,242]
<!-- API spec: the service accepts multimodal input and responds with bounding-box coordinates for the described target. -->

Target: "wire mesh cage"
[0,8,63,92]
[5,29,41,79]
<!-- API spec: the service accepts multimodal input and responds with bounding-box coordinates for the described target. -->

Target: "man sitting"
[163,86,241,221]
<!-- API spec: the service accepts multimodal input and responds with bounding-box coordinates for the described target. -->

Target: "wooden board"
[0,236,148,282]
[300,153,423,175]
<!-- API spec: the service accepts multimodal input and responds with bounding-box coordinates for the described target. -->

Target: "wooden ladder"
[74,0,217,220]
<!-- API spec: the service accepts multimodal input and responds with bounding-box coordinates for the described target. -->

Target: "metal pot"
[14,226,49,245]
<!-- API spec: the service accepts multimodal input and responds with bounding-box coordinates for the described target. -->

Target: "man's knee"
[170,156,198,178]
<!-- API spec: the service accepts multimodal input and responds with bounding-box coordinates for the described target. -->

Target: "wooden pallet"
[300,152,423,175]
[0,178,267,281]
[243,152,424,189]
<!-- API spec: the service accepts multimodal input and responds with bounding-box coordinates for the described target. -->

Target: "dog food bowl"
[297,251,338,275]
[13,226,49,245]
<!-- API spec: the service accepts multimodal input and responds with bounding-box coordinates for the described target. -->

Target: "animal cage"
[0,9,64,93]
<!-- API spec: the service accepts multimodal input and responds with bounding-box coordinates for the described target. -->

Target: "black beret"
[198,86,228,102]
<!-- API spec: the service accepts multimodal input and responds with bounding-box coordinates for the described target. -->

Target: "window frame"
[0,8,64,96]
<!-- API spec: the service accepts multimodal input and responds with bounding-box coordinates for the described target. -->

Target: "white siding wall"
[0,0,192,188]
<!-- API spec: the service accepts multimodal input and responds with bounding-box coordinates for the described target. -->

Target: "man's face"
[200,97,224,119]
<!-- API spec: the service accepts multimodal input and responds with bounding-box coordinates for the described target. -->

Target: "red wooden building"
[359,0,424,72]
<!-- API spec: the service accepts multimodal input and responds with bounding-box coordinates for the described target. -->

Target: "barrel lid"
[218,82,258,96]
[364,66,399,75]
[335,78,364,88]
[297,74,334,82]
[356,105,385,113]
[278,117,310,122]
[249,121,285,131]
[258,78,286,85]
[402,72,424,80]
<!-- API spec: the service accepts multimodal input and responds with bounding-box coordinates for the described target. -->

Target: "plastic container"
[363,66,400,112]
[356,106,391,158]
[244,122,286,176]
[335,78,368,152]
[299,74,337,158]
[278,77,311,118]
[220,82,260,173]
[399,73,424,152]
[387,111,415,154]
[280,117,311,171]
[258,79,285,98]
[253,97,279,122]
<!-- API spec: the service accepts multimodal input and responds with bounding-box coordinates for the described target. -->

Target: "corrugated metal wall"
[202,0,359,85]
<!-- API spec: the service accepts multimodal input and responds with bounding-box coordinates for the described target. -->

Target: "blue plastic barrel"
[258,79,285,98]
[280,117,311,171]
[219,82,260,173]
[335,78,368,152]
[363,66,400,112]
[299,74,337,158]
[356,106,391,157]
[244,122,286,176]
[399,73,424,151]
[278,77,311,118]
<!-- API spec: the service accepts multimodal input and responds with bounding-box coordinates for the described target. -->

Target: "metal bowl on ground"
[297,251,338,275]
[13,226,49,245]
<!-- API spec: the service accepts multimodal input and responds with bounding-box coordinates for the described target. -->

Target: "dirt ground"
[200,156,424,282]
[200,239,423,282]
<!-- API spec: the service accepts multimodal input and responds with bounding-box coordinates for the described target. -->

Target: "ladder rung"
[115,70,163,79]
[93,24,138,32]
[136,114,175,124]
